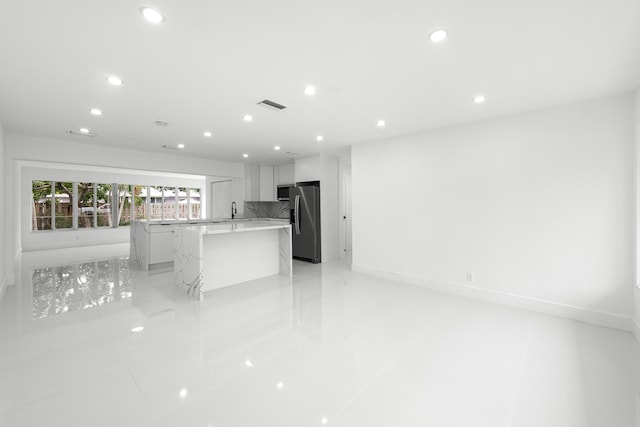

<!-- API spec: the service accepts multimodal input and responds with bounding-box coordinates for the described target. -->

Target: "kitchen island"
[131,218,288,271]
[130,218,225,271]
[173,220,292,299]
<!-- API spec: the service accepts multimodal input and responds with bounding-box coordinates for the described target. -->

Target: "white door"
[212,180,232,218]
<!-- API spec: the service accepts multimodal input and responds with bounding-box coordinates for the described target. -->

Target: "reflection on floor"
[0,244,639,427]
[32,257,131,319]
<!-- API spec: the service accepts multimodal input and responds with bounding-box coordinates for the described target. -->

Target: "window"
[132,185,147,220]
[78,182,96,229]
[96,183,112,227]
[149,186,163,220]
[189,187,201,219]
[117,185,133,227]
[31,180,203,232]
[178,187,188,220]
[163,186,177,220]
[32,180,52,231]
[54,182,73,229]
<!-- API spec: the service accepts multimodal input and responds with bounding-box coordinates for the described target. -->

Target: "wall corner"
[634,88,640,337]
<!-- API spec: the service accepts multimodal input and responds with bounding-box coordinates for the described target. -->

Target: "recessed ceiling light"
[90,108,102,116]
[179,388,188,399]
[243,115,253,122]
[321,417,328,424]
[429,28,448,43]
[244,358,254,366]
[274,146,280,151]
[130,326,144,333]
[473,95,486,104]
[79,127,90,133]
[304,85,316,96]
[140,7,164,23]
[316,135,324,142]
[203,131,212,137]
[377,120,386,127]
[107,75,123,86]
[177,143,185,149]
[276,382,284,389]
[243,153,249,158]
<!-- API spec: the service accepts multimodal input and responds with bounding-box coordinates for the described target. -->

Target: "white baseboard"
[352,263,632,332]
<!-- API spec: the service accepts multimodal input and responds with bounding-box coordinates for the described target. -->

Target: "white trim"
[352,263,632,332]
[18,159,207,180]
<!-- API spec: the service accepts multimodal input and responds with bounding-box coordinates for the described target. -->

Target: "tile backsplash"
[244,201,290,219]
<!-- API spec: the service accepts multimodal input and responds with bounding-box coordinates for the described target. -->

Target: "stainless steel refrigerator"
[290,181,321,263]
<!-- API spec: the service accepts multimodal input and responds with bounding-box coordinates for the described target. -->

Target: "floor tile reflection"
[0,246,639,427]
[31,257,131,319]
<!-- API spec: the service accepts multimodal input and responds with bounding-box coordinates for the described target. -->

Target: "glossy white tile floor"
[1,244,639,427]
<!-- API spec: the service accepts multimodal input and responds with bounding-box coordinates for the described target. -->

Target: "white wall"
[338,148,352,257]
[0,122,7,302]
[7,134,244,253]
[320,154,339,262]
[353,93,635,327]
[634,89,640,339]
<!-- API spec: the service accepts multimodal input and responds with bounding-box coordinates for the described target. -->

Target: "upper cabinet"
[275,162,295,185]
[244,165,260,201]
[244,165,278,201]
[294,156,320,182]
[259,166,275,201]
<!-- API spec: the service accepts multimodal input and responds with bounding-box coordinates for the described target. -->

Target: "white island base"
[174,221,292,299]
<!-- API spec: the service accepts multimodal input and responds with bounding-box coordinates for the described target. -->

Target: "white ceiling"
[0,0,639,165]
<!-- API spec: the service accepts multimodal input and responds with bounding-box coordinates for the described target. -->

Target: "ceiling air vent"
[257,99,287,111]
[67,130,97,137]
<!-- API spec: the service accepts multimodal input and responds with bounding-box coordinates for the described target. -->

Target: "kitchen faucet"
[231,201,237,219]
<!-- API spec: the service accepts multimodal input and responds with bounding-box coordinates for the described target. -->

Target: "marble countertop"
[134,218,289,227]
[183,220,291,235]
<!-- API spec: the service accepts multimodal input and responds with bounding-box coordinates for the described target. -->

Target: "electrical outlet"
[466,272,474,282]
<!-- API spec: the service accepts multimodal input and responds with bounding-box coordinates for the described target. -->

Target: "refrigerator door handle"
[295,195,301,235]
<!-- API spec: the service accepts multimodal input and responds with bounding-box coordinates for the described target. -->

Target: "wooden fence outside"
[33,204,202,230]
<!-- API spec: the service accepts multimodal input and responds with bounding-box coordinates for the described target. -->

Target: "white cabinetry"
[149,225,176,266]
[259,166,275,201]
[295,156,320,182]
[244,165,260,201]
[245,164,278,201]
[275,162,295,185]
[285,163,295,184]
